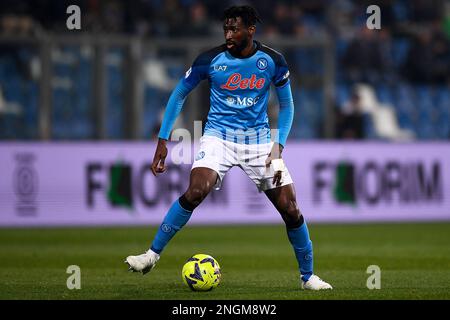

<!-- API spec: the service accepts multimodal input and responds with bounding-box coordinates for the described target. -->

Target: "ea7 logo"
[214,65,227,71]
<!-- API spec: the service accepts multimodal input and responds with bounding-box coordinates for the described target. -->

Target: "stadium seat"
[335,83,351,108]
[376,84,394,105]
[436,117,450,139]
[291,107,312,139]
[392,1,410,22]
[392,39,410,68]
[435,87,450,117]
[165,64,184,79]
[107,67,124,138]
[416,122,436,140]
[395,83,416,115]
[416,85,433,111]
[397,113,415,131]
[294,48,323,75]
[293,124,316,139]
[363,113,378,139]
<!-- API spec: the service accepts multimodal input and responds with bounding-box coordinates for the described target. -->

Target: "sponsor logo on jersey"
[256,58,268,70]
[226,95,260,107]
[214,65,228,71]
[220,73,265,90]
[226,96,235,105]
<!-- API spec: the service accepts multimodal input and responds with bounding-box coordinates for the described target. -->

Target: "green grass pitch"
[0,223,449,300]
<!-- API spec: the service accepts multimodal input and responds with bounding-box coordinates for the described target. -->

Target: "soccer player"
[125,5,332,290]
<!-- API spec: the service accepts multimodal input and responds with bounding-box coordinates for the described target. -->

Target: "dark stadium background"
[0,0,449,301]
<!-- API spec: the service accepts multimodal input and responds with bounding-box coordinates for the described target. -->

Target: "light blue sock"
[286,221,314,282]
[150,199,192,254]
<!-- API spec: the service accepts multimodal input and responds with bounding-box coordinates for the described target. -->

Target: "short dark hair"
[222,5,262,27]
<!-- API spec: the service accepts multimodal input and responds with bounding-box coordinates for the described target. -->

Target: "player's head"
[222,5,261,55]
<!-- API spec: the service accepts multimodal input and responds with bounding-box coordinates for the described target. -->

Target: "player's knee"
[184,185,210,207]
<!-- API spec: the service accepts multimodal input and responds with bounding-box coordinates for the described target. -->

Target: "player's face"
[223,17,253,55]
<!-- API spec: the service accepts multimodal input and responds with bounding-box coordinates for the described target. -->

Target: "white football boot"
[301,275,333,290]
[125,249,160,275]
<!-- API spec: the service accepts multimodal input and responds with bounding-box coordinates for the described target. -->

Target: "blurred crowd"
[0,0,449,141]
[1,0,449,86]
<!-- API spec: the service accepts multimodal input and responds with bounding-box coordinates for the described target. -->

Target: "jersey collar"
[227,40,261,59]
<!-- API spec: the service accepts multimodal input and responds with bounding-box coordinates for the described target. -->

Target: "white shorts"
[192,135,293,192]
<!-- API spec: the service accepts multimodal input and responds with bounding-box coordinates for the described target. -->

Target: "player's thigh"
[186,167,219,196]
[264,183,298,212]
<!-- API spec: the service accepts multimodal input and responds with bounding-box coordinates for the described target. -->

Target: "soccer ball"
[181,254,221,291]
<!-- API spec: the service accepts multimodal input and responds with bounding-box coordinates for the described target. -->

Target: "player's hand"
[265,143,284,187]
[151,138,168,176]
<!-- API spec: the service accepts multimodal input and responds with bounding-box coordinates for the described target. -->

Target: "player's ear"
[248,25,256,36]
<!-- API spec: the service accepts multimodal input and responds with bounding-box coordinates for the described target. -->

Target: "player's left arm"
[274,81,294,151]
[266,81,294,186]
[265,56,294,186]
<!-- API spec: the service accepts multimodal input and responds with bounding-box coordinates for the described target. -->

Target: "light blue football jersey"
[182,41,290,144]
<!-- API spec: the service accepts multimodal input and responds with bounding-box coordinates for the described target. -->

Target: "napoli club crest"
[196,151,205,161]
[161,224,172,233]
[256,58,268,70]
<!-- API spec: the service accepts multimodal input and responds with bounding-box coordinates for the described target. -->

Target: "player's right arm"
[151,55,210,176]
